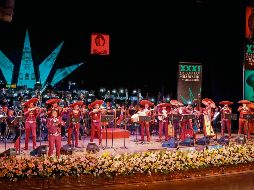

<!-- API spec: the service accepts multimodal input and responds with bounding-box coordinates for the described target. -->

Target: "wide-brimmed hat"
[22,98,38,107]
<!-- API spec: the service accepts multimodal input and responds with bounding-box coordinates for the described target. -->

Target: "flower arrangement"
[0,144,254,179]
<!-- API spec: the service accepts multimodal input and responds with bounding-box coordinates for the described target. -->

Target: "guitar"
[203,113,215,137]
[158,110,168,121]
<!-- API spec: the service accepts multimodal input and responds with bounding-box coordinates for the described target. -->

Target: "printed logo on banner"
[177,63,202,104]
[91,34,110,55]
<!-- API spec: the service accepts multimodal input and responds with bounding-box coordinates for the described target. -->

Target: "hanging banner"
[177,62,202,104]
[91,33,110,55]
[244,6,254,100]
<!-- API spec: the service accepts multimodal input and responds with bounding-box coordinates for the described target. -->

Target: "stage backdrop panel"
[177,62,202,104]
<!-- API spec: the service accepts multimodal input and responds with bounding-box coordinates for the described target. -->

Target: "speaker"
[235,135,246,145]
[30,145,47,156]
[0,148,16,157]
[206,144,223,150]
[217,135,229,145]
[196,136,210,145]
[60,144,73,155]
[162,138,178,148]
[179,137,194,147]
[86,142,100,153]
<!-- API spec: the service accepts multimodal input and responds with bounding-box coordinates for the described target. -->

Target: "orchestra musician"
[238,100,251,137]
[68,101,83,148]
[220,101,233,138]
[89,100,104,145]
[47,109,64,158]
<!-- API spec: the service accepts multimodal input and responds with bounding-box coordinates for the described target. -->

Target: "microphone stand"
[120,109,127,149]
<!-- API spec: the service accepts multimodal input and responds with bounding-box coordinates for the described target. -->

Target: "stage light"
[133,90,137,94]
[119,89,124,93]
[150,98,155,102]
[112,89,116,94]
[187,101,192,105]
[100,88,105,92]
[166,97,170,102]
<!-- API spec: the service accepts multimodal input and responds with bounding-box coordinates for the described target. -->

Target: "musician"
[238,100,251,137]
[46,99,62,117]
[157,104,169,141]
[23,99,40,150]
[47,109,64,158]
[116,105,126,127]
[6,109,20,143]
[220,101,233,137]
[179,104,194,141]
[68,102,83,148]
[0,106,7,140]
[169,105,180,139]
[139,100,152,142]
[89,100,103,145]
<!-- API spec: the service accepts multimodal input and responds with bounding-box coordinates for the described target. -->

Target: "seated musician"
[238,100,251,137]
[220,101,233,138]
[139,100,153,142]
[6,109,20,143]
[116,105,126,127]
[89,100,104,145]
[47,109,64,158]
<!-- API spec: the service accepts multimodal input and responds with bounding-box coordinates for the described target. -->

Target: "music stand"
[101,115,114,149]
[16,116,24,155]
[168,114,182,147]
[243,114,254,140]
[120,112,129,149]
[224,114,237,120]
[139,116,151,144]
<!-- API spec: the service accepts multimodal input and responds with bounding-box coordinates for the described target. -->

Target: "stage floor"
[0,133,253,157]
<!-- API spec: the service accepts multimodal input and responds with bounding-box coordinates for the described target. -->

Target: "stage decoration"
[91,33,110,55]
[177,62,202,105]
[0,144,254,179]
[0,30,83,88]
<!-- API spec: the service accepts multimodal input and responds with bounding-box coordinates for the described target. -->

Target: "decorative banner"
[91,33,110,55]
[244,70,254,101]
[245,7,254,69]
[244,6,254,100]
[246,6,253,39]
[177,62,202,104]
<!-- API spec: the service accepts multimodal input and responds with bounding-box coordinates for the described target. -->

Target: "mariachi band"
[1,96,254,157]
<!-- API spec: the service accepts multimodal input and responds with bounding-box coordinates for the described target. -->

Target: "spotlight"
[112,89,116,94]
[133,90,137,94]
[119,89,124,93]
[150,98,155,103]
[166,97,170,102]
[100,88,105,92]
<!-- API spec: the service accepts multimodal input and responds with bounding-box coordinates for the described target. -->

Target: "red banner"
[91,33,110,55]
[246,6,254,39]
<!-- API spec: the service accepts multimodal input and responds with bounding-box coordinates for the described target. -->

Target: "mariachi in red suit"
[46,98,62,117]
[237,100,251,137]
[220,101,233,137]
[23,98,40,150]
[157,103,170,141]
[179,104,194,141]
[89,100,104,145]
[68,101,83,148]
[47,110,63,158]
[139,100,153,142]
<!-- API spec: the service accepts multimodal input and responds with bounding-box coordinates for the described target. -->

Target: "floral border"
[0,144,254,179]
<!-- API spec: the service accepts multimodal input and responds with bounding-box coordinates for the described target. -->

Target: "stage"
[0,132,253,157]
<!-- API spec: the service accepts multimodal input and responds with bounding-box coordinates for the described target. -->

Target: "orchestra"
[1,91,254,158]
